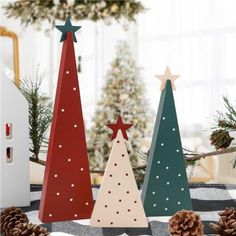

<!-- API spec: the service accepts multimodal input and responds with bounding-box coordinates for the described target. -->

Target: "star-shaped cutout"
[156,67,180,91]
[55,17,81,43]
[107,115,133,140]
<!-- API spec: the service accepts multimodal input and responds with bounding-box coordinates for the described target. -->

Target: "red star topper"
[106,115,133,140]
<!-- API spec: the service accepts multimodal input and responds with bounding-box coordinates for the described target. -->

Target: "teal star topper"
[55,17,81,43]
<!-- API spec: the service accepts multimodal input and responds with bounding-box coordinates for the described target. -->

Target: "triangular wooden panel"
[39,32,93,223]
[141,80,192,216]
[91,131,148,228]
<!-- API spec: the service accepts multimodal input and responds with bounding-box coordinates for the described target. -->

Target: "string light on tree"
[87,42,152,172]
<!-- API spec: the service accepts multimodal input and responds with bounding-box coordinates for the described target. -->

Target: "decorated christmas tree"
[88,42,152,170]
[141,67,192,216]
[39,18,93,223]
[90,116,148,227]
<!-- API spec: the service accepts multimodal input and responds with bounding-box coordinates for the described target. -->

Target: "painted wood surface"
[39,30,93,223]
[91,129,148,228]
[141,68,192,216]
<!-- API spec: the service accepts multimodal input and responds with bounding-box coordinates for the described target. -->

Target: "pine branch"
[216,96,236,131]
[31,147,236,173]
[209,96,236,166]
[185,146,236,161]
[30,157,46,166]
[19,72,52,161]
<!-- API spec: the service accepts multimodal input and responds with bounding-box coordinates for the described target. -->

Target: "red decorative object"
[39,19,93,223]
[6,123,11,137]
[106,115,133,140]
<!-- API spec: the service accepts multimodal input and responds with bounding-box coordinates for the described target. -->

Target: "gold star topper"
[156,67,180,91]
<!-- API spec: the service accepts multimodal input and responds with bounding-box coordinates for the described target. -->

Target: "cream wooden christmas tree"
[90,116,148,228]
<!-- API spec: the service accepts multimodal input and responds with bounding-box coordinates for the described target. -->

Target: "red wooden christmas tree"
[39,18,93,223]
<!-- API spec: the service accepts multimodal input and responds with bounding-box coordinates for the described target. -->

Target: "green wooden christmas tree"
[141,67,192,216]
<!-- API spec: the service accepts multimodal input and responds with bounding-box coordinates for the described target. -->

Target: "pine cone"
[168,210,204,236]
[210,207,236,235]
[10,223,49,236]
[0,207,29,236]
[210,129,233,150]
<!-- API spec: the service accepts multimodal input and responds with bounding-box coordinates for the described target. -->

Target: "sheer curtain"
[137,0,236,141]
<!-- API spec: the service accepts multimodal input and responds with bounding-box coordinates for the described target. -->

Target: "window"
[137,0,236,137]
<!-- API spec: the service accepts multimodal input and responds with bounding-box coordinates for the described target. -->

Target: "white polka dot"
[166,197,169,201]
[71,184,75,187]
[167,182,170,185]
[178,174,181,177]
[162,117,166,120]
[153,204,157,207]
[61,109,65,112]
[74,214,78,217]
[85,202,89,205]
[161,143,164,146]
[165,166,169,170]
[156,176,159,179]
[66,71,70,74]
[58,145,62,148]
[172,128,176,131]
[49,214,52,217]
[54,174,58,178]
[67,158,71,162]
[157,161,161,164]
[70,198,73,202]
[165,208,168,211]
[181,188,184,191]
[73,87,77,91]
[80,168,84,171]
[56,192,60,196]
[178,201,181,205]
[74,124,78,128]
[152,191,156,195]
[176,149,180,152]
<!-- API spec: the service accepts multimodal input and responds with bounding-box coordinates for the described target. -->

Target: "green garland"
[3,0,145,30]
